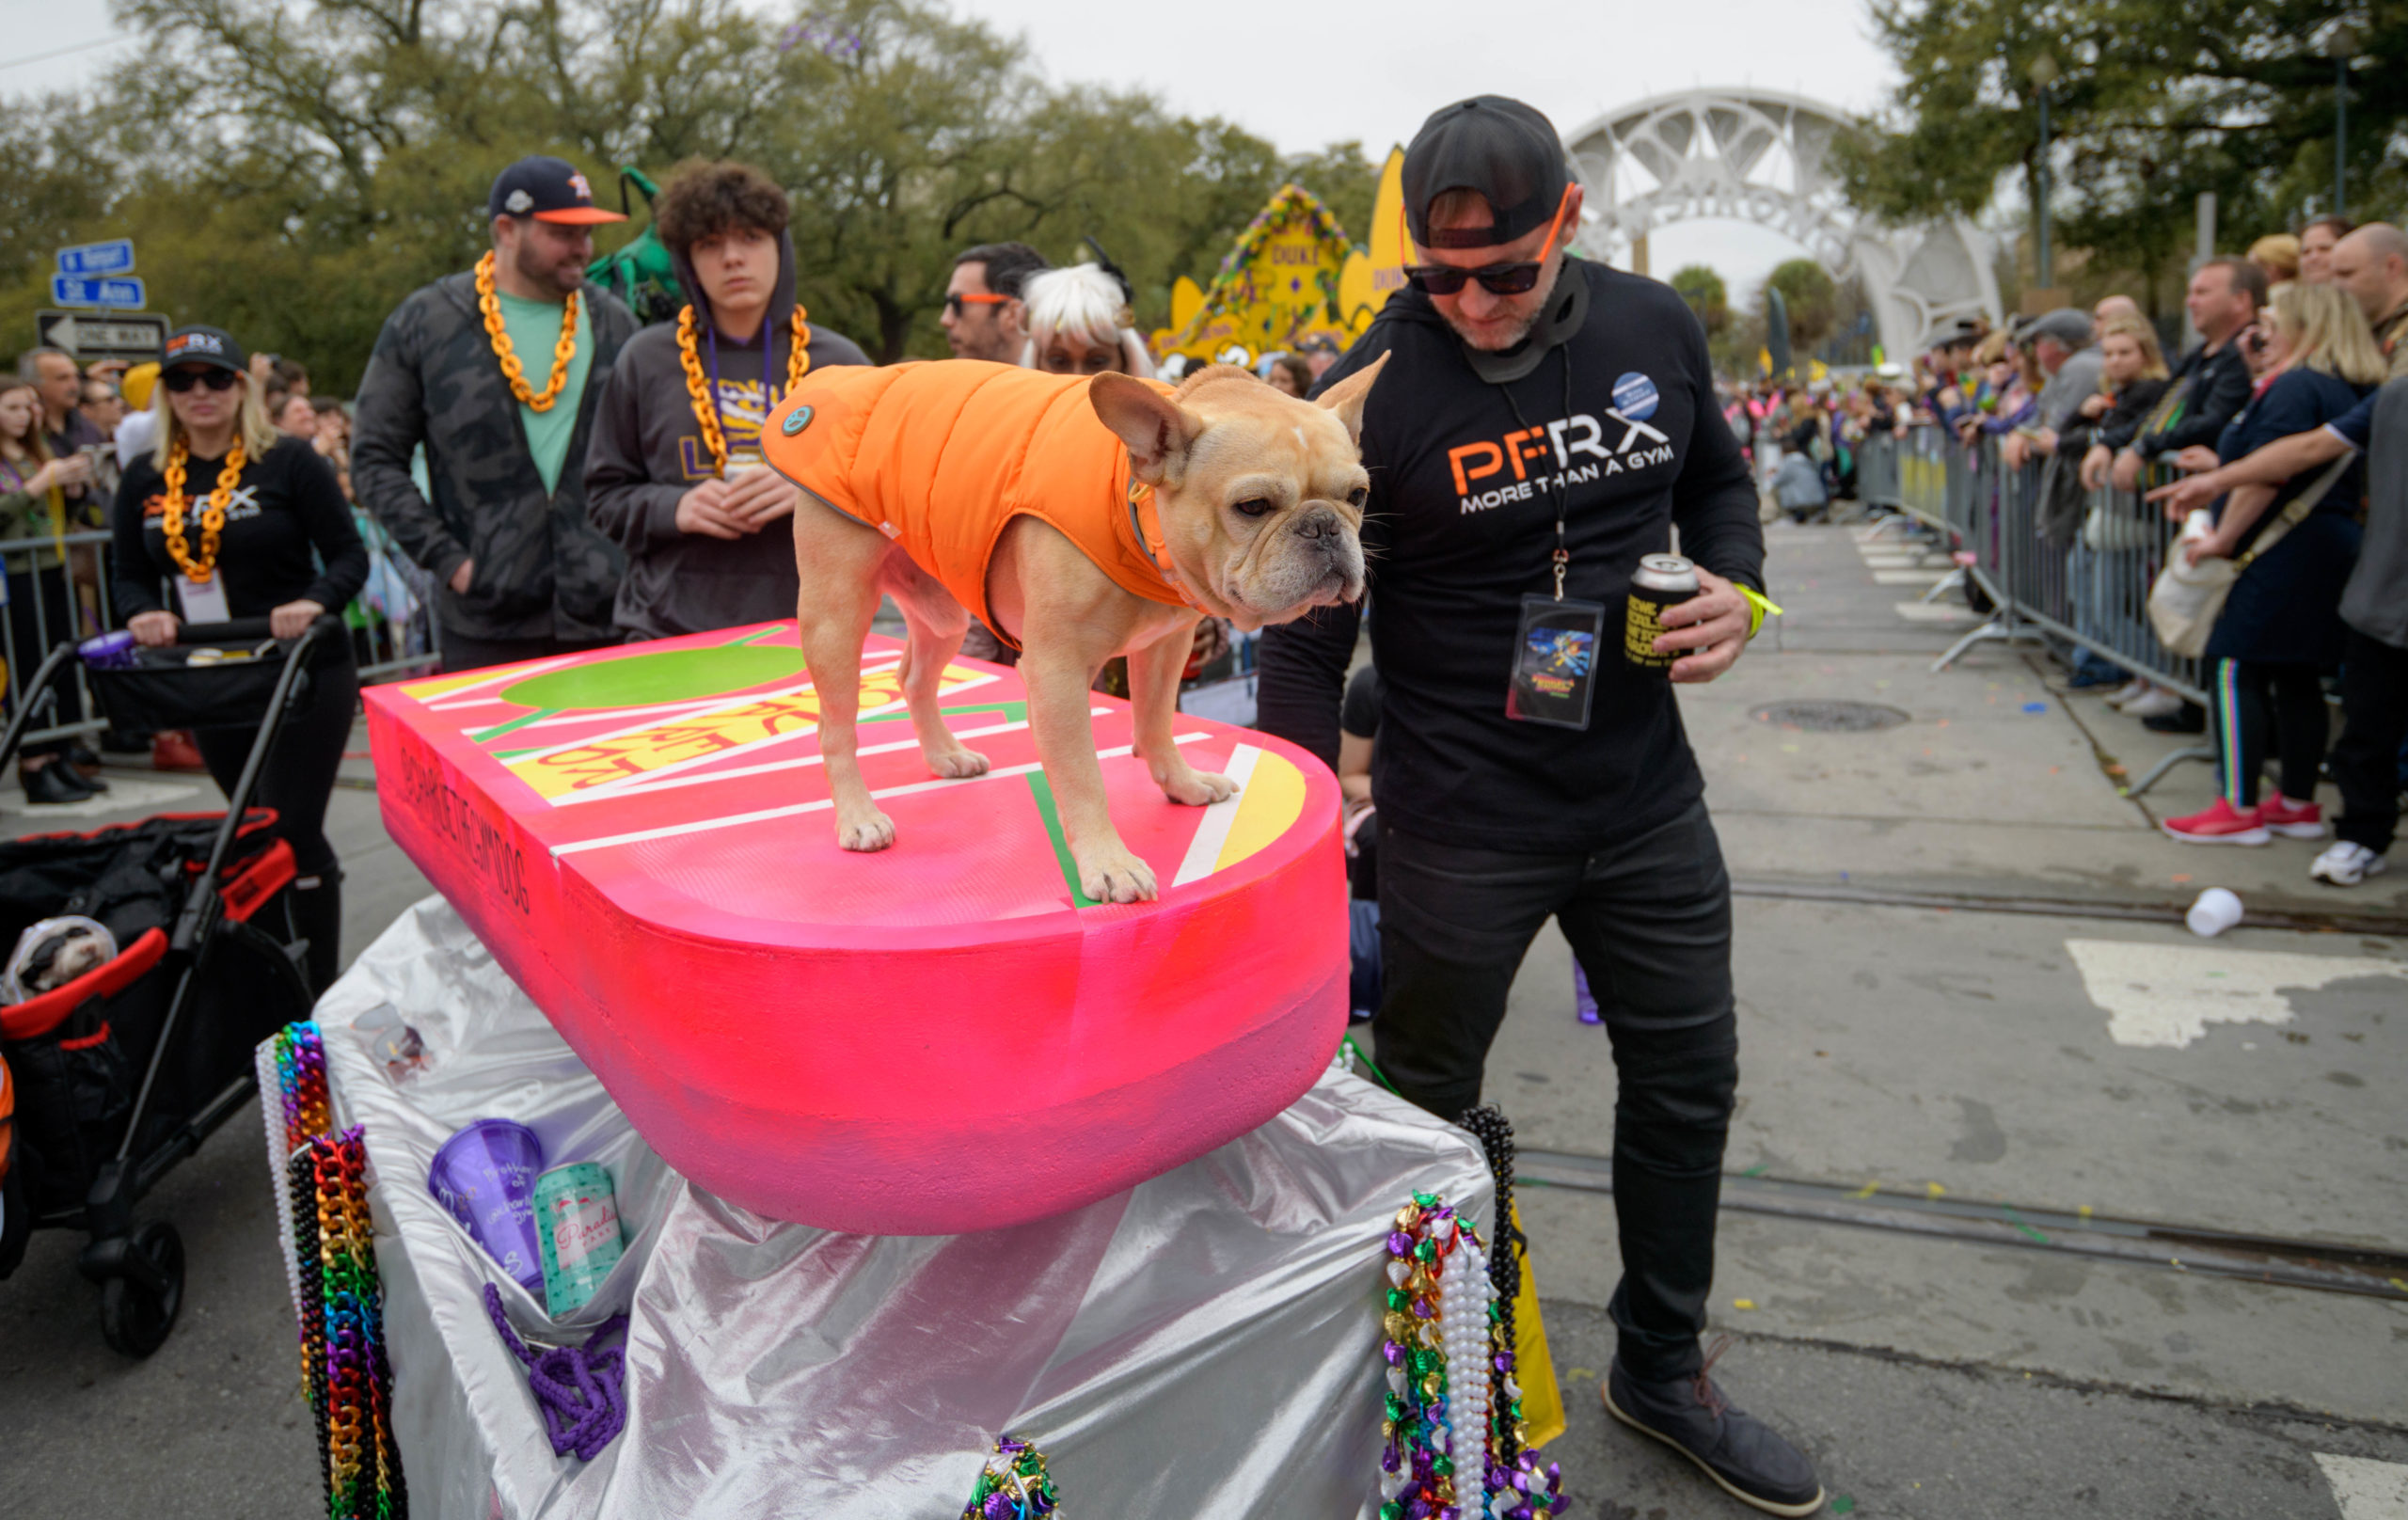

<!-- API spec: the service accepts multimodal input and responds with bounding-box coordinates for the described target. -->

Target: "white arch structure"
[1562,88,2002,363]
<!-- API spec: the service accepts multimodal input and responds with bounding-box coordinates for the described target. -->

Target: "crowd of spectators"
[1830,217,2408,887]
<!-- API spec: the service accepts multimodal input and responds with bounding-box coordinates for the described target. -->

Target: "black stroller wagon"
[0,618,338,1354]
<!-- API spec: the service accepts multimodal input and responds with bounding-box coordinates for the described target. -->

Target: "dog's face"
[1090,356,1386,630]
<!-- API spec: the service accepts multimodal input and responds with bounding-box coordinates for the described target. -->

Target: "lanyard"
[1497,345,1576,601]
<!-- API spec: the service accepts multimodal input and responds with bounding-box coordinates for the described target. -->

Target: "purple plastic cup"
[429,1117,547,1295]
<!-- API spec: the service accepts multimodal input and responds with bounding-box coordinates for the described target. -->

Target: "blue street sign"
[55,239,135,277]
[50,276,145,309]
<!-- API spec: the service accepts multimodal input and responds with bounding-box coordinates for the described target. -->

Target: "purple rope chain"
[483,1283,630,1462]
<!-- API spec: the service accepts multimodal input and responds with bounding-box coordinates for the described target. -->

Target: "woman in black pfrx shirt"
[112,325,367,991]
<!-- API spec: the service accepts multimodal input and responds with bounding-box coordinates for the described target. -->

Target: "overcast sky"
[1,0,1903,293]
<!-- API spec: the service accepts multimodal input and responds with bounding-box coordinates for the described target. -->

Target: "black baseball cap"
[162,325,246,374]
[488,156,626,225]
[1402,96,1571,250]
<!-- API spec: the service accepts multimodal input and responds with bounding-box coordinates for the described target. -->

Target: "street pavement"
[1,515,2402,1516]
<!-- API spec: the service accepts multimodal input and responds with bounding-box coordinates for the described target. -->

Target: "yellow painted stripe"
[1214,751,1306,871]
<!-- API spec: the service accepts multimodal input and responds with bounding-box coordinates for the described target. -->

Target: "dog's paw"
[1158,767,1236,807]
[836,807,896,852]
[1077,847,1158,905]
[925,745,990,780]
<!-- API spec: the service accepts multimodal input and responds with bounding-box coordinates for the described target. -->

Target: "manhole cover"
[1750,701,1911,733]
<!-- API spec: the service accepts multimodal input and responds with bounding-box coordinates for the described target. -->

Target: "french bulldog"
[774,356,1386,903]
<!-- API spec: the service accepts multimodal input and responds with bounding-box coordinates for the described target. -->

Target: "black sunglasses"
[1402,261,1550,297]
[1402,185,1576,297]
[162,368,242,393]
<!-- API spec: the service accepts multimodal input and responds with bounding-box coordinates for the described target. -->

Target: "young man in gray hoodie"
[584,160,870,641]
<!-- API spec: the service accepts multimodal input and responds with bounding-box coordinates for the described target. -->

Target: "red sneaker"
[2162,798,2270,846]
[2255,795,2325,839]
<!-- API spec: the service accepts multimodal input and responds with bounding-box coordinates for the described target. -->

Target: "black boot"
[21,760,97,805]
[286,870,344,997]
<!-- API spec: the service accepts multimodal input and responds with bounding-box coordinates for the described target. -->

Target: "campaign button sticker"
[1612,372,1660,421]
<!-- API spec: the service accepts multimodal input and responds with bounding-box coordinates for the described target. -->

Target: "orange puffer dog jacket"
[763,360,1190,646]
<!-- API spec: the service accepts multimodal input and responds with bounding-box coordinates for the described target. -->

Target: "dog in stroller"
[0,619,334,1354]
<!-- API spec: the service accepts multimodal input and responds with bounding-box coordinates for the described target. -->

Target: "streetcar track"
[1730,876,2408,939]
[1518,1147,2408,1303]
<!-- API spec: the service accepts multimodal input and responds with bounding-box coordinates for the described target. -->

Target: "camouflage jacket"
[351,270,637,642]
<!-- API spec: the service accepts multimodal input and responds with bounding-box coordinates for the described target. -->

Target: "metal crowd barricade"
[1,529,123,751]
[1914,434,2211,795]
[1,521,439,762]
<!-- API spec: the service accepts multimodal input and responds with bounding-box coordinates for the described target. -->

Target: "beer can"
[1623,554,1701,672]
[533,1162,624,1316]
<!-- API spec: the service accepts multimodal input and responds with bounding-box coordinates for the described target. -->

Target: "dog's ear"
[1091,374,1202,487]
[1312,351,1388,448]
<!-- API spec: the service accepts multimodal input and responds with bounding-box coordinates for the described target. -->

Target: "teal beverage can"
[532,1162,624,1316]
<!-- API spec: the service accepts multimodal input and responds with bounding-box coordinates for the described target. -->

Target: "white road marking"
[1170,743,1259,886]
[551,734,1207,857]
[2065,939,2408,1049]
[2318,1453,2408,1520]
[1872,569,1950,585]
[1891,602,1978,624]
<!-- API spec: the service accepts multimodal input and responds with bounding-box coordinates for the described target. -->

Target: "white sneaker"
[2103,679,2149,708]
[2122,687,2184,720]
[2309,841,2389,887]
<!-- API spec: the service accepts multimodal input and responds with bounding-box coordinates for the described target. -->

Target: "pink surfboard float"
[365,623,1347,1234]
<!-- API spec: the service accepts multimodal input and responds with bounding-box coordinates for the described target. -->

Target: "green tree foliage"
[1,0,1380,388]
[1669,263,1730,335]
[1763,259,1839,349]
[1834,0,2406,312]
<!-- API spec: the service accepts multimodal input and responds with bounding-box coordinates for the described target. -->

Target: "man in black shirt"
[2110,256,2264,492]
[1257,97,1818,1515]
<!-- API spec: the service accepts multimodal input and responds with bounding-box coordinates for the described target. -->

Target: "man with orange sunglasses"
[1258,96,1817,1516]
[941,242,1047,364]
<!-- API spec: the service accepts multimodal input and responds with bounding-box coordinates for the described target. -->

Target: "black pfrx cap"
[1403,96,1572,250]
[162,325,246,374]
[487,156,626,225]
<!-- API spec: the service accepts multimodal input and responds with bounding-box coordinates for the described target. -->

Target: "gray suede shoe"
[1604,1341,1825,1516]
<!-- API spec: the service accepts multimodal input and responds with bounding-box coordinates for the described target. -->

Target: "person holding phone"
[111,326,367,990]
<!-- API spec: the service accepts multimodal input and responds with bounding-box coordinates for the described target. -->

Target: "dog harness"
[762,361,1195,647]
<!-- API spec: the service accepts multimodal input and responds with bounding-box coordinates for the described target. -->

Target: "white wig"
[1020,263,1155,378]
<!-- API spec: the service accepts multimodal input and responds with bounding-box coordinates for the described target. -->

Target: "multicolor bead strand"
[270,1022,405,1519]
[1377,1192,1567,1520]
[960,1434,1060,1518]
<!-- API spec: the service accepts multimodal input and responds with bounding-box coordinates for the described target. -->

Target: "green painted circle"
[503,644,807,710]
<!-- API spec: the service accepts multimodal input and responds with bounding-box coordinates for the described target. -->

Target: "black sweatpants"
[1373,800,1738,1383]
[2333,629,2408,855]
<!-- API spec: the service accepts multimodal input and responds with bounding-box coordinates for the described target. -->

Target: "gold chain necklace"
[476,250,580,411]
[675,305,812,476]
[162,435,246,581]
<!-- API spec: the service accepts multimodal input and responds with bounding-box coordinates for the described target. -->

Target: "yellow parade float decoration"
[1154,150,1408,370]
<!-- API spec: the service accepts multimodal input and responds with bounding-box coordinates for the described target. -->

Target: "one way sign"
[36,309,169,364]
